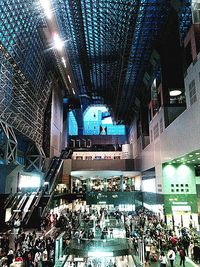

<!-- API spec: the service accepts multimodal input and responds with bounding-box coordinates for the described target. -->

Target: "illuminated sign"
[19,173,41,188]
[74,258,84,262]
[172,202,188,205]
[172,206,191,212]
[88,252,113,257]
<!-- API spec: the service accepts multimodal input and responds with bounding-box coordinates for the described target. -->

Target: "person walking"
[167,248,176,267]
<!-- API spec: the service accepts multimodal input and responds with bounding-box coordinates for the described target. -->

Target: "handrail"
[24,191,43,225]
[4,193,15,208]
[9,193,28,223]
[24,148,73,224]
[43,157,57,183]
[48,159,63,194]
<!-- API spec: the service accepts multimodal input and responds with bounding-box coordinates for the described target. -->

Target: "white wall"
[139,86,200,173]
[185,52,200,108]
[138,102,200,169]
[135,56,200,191]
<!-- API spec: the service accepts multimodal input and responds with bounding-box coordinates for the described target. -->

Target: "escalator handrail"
[47,159,60,185]
[24,190,43,225]
[22,192,37,219]
[27,149,73,221]
[9,193,28,223]
[48,159,63,194]
[4,193,14,208]
[6,192,22,210]
[44,158,58,183]
[42,159,64,218]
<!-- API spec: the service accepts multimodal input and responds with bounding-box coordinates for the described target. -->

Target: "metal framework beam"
[0,1,56,144]
[26,143,46,172]
[0,119,17,164]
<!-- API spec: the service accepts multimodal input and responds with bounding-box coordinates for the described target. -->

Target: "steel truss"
[0,1,55,145]
[0,119,17,164]
[0,45,53,145]
[26,143,46,172]
[54,0,192,123]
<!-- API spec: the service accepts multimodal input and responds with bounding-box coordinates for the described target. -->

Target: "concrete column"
[104,178,107,192]
[120,175,123,192]
[87,178,91,192]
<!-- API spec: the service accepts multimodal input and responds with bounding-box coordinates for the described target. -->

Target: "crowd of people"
[0,228,56,266]
[0,205,200,267]
[124,208,200,267]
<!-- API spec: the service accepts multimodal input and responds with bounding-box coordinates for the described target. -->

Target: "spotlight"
[169,90,182,97]
[61,57,66,68]
[39,0,52,19]
[53,33,64,51]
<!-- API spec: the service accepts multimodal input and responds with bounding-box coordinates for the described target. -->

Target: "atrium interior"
[0,0,200,266]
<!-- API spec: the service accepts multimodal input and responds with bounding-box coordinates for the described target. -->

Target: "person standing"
[159,252,168,267]
[167,248,176,267]
[179,247,186,267]
[42,248,48,267]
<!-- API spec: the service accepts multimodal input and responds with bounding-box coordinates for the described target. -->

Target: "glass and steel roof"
[53,0,192,123]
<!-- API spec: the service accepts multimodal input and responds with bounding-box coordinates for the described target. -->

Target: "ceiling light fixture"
[53,33,64,51]
[61,57,66,68]
[68,75,72,83]
[39,0,52,19]
[169,90,182,97]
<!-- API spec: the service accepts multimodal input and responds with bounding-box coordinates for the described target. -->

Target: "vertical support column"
[87,178,91,192]
[71,176,73,193]
[55,239,60,262]
[59,236,63,258]
[120,175,123,192]
[104,178,107,192]
[62,108,68,149]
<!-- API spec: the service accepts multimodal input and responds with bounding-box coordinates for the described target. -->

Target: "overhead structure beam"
[53,0,192,123]
[0,119,17,165]
[26,143,46,172]
[0,1,56,144]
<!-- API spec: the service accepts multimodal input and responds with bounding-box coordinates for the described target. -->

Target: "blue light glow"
[83,106,125,135]
[68,111,78,135]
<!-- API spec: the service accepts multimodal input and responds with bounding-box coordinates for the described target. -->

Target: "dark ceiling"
[54,0,192,124]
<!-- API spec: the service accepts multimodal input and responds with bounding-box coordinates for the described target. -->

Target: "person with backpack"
[167,248,176,267]
[179,247,186,267]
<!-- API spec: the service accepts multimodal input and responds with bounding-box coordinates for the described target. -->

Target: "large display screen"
[142,178,156,193]
[19,173,41,188]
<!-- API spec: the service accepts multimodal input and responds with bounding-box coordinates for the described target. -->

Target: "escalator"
[41,148,73,218]
[23,148,73,226]
[5,193,20,210]
[6,193,28,225]
[21,192,37,221]
[5,192,24,223]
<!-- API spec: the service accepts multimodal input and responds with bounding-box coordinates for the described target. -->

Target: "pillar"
[120,175,123,192]
[104,178,107,192]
